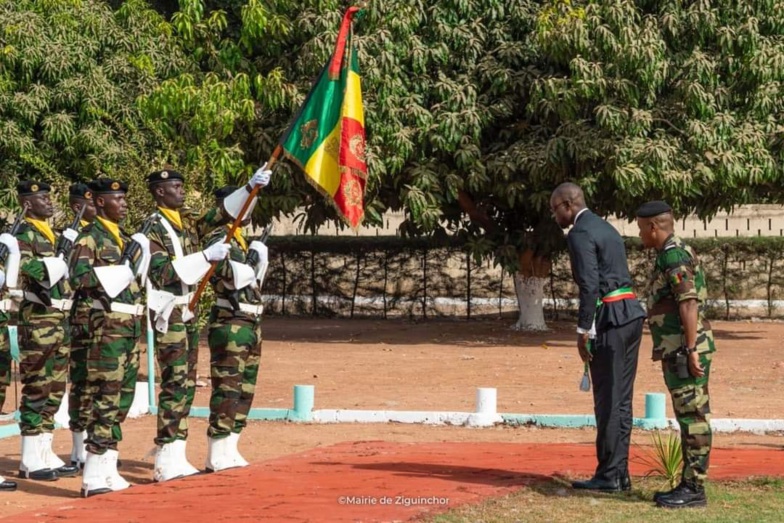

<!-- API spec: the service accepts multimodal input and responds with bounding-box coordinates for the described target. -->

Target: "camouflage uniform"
[0,309,10,413]
[147,207,227,445]
[15,221,72,435]
[204,229,262,439]
[69,219,143,454]
[647,234,715,487]
[69,220,94,434]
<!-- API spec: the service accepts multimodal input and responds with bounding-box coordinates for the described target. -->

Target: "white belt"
[24,292,72,311]
[216,298,264,316]
[173,293,194,306]
[92,300,145,316]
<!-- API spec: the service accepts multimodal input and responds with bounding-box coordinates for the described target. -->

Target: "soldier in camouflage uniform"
[65,182,97,468]
[14,181,79,481]
[70,179,150,497]
[203,186,267,472]
[637,201,715,509]
[145,166,270,481]
[0,233,21,492]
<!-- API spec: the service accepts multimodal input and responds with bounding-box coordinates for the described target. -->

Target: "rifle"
[245,223,274,267]
[0,203,29,263]
[121,214,159,266]
[55,202,87,259]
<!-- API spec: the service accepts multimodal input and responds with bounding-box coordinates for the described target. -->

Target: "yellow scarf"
[96,216,124,250]
[80,220,90,228]
[158,207,183,230]
[25,218,55,245]
[228,225,248,252]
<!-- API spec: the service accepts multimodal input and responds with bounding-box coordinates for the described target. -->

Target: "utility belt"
[24,292,72,312]
[663,346,696,379]
[147,288,196,333]
[92,300,145,317]
[215,298,264,316]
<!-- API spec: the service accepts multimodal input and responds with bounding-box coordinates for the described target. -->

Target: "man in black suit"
[550,182,646,492]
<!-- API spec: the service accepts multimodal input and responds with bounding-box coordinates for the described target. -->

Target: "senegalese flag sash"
[280,6,367,228]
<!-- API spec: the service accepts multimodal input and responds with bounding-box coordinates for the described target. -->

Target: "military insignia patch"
[84,191,92,199]
[31,184,39,192]
[111,182,120,191]
[161,171,169,179]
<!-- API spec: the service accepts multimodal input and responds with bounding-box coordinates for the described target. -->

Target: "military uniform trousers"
[0,315,10,413]
[17,306,70,435]
[662,349,713,486]
[85,309,141,454]
[207,309,262,438]
[69,320,93,432]
[154,310,199,445]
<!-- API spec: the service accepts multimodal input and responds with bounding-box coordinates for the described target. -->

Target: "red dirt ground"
[3,441,784,523]
[0,318,783,520]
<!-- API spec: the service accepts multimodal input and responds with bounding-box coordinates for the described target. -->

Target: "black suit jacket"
[567,210,646,332]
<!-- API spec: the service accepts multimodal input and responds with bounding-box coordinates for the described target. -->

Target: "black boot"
[653,482,680,502]
[53,464,80,478]
[0,479,17,492]
[656,480,707,508]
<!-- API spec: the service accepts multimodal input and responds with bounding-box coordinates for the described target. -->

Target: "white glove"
[0,233,19,255]
[61,228,78,242]
[0,269,5,290]
[248,240,268,266]
[248,163,272,189]
[202,242,231,262]
[130,233,150,257]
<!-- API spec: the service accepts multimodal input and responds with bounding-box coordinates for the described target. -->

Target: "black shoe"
[620,472,632,492]
[572,477,623,492]
[0,479,17,492]
[18,468,58,481]
[656,481,707,509]
[54,464,80,478]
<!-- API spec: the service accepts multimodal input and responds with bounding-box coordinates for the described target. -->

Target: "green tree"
[0,0,186,220]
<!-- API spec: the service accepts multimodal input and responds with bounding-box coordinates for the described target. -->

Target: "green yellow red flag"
[280,7,367,228]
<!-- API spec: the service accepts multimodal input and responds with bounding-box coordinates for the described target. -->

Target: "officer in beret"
[65,182,97,469]
[145,165,270,481]
[550,182,646,493]
[203,186,268,472]
[69,178,151,496]
[14,181,79,481]
[636,201,715,508]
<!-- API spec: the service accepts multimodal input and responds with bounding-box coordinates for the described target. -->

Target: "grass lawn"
[428,477,784,523]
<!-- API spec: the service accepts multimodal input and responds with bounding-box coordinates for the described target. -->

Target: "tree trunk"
[512,249,550,332]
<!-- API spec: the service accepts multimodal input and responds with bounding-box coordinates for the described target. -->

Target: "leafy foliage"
[632,430,683,488]
[0,0,186,213]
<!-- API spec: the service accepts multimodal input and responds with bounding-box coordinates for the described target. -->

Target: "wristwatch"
[683,346,697,354]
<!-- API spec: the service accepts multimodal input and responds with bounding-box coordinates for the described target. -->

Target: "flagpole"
[188,144,282,311]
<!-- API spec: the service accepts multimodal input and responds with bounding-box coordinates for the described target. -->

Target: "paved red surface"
[4,441,784,522]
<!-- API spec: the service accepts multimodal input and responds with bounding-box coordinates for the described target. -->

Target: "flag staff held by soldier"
[14,181,80,481]
[144,165,271,482]
[63,183,97,470]
[69,178,152,497]
[636,201,715,509]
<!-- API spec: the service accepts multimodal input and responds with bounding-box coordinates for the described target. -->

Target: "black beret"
[147,169,184,186]
[213,185,239,200]
[88,178,128,195]
[17,180,51,196]
[69,182,93,200]
[636,200,673,218]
